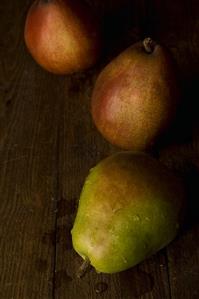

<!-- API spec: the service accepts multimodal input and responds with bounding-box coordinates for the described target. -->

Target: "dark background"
[0,0,199,298]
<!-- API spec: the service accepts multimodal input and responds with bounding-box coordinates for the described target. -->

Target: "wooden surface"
[0,0,199,298]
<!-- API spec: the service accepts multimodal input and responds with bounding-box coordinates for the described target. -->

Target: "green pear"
[71,152,186,274]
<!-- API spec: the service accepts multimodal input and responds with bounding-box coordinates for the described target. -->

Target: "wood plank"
[0,1,61,298]
[160,145,199,299]
[148,0,199,298]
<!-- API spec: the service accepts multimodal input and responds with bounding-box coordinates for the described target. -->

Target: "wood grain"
[0,0,198,299]
[0,1,60,298]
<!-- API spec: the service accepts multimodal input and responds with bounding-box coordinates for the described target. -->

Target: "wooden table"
[0,1,198,298]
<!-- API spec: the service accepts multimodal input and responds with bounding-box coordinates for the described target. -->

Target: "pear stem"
[143,37,157,53]
[77,258,91,278]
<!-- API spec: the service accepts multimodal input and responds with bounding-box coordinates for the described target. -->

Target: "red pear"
[91,38,180,150]
[24,0,101,74]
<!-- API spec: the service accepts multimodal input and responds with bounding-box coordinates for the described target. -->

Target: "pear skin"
[24,0,101,74]
[71,152,186,274]
[91,38,180,150]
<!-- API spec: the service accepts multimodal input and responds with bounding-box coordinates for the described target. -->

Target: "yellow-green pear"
[71,152,186,274]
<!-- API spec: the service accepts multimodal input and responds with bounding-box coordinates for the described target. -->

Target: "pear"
[91,38,180,150]
[71,152,186,274]
[24,0,101,74]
